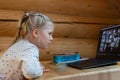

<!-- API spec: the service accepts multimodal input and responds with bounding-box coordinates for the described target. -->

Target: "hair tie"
[26,13,29,16]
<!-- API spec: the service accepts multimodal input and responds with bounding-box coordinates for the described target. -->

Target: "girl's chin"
[40,46,49,49]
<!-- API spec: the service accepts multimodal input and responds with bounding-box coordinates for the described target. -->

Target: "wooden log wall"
[0,9,120,60]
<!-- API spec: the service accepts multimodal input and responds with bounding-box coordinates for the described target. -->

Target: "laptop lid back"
[96,25,120,59]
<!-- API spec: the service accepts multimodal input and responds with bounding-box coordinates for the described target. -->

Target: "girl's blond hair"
[11,11,52,45]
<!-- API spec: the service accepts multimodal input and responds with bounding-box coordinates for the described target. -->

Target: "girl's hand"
[43,68,50,73]
[40,63,50,73]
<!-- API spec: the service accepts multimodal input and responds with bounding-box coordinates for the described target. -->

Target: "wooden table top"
[36,61,120,80]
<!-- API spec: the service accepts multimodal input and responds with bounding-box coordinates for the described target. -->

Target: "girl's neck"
[25,34,39,49]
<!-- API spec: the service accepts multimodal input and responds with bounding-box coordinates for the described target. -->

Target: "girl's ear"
[32,28,39,38]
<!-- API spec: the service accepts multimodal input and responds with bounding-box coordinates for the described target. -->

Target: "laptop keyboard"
[67,58,118,69]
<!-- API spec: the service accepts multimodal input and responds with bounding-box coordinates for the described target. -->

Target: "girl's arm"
[21,55,43,79]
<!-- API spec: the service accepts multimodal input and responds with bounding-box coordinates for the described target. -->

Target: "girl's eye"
[49,32,52,35]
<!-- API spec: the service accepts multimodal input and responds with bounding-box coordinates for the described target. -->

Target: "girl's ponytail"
[11,13,29,45]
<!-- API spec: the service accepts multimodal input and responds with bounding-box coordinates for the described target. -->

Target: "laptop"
[67,25,120,69]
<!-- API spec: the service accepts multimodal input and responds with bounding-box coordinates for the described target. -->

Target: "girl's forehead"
[41,22,54,30]
[46,22,54,26]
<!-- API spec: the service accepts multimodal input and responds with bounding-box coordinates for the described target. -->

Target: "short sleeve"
[21,48,43,79]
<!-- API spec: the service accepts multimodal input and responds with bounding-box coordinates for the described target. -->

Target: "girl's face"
[36,22,54,49]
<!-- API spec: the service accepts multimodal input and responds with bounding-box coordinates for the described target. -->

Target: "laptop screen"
[97,25,120,58]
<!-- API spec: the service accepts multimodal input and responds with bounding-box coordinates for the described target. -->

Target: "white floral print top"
[0,39,43,80]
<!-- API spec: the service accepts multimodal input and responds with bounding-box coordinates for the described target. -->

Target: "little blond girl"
[0,11,54,80]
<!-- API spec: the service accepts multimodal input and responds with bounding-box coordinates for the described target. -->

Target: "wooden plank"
[0,37,98,60]
[0,21,108,38]
[0,9,120,24]
[0,0,120,19]
[0,37,13,51]
[0,37,13,57]
[54,24,108,39]
[0,21,17,36]
[0,9,23,20]
[46,13,120,24]
[108,0,120,13]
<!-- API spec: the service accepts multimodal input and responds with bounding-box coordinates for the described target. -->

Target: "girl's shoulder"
[7,39,38,53]
[13,39,37,48]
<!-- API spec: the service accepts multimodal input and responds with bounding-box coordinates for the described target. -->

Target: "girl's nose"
[50,36,53,41]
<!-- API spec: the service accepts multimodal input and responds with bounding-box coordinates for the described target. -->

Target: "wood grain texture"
[0,10,119,38]
[0,21,108,38]
[0,21,17,36]
[0,9,23,20]
[0,9,120,24]
[36,61,120,80]
[0,9,112,23]
[46,13,120,24]
[54,24,108,39]
[0,0,120,19]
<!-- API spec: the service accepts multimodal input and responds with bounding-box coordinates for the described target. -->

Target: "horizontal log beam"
[54,24,108,39]
[0,9,23,20]
[45,13,120,24]
[0,21,108,38]
[0,9,120,24]
[0,21,17,37]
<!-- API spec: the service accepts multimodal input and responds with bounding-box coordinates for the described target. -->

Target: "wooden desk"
[37,61,120,80]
